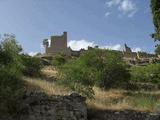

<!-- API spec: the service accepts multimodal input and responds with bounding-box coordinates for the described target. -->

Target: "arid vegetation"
[24,67,160,112]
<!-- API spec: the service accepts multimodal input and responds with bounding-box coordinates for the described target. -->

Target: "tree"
[97,50,130,89]
[155,45,160,55]
[0,34,25,117]
[151,0,160,41]
[21,55,43,77]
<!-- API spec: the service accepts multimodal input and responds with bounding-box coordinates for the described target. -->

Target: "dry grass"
[24,66,68,95]
[87,87,160,112]
[87,87,131,110]
[24,77,70,96]
[41,66,58,78]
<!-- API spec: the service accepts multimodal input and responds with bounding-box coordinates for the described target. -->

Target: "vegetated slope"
[24,66,160,112]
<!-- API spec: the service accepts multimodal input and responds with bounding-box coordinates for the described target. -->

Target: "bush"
[155,45,160,55]
[52,53,67,66]
[97,50,130,89]
[58,49,130,98]
[22,55,43,77]
[130,64,160,84]
[151,0,160,40]
[59,60,96,98]
[0,34,25,117]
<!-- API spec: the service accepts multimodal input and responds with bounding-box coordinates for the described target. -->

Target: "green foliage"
[130,64,160,84]
[52,54,66,66]
[59,49,130,98]
[22,55,42,77]
[155,45,160,55]
[97,50,130,89]
[151,0,160,40]
[0,34,25,116]
[58,59,96,98]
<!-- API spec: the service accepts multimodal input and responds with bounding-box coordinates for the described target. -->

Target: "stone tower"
[43,32,69,56]
[124,44,132,53]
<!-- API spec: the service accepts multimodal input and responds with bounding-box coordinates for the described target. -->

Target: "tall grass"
[128,93,160,111]
[87,87,160,112]
[24,77,69,96]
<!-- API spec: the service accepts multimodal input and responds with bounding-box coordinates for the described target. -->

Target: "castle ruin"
[43,32,70,56]
[42,32,159,65]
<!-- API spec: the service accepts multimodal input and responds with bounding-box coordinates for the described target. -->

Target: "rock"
[88,109,160,120]
[19,92,87,120]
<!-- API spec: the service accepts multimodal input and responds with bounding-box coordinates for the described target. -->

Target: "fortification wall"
[138,52,157,58]
[123,52,137,59]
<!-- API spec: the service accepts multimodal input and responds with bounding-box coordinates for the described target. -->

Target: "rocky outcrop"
[88,109,160,120]
[19,92,87,120]
[7,92,160,120]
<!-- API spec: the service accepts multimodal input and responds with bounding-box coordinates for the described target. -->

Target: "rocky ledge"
[88,109,160,120]
[19,92,87,120]
[6,92,160,120]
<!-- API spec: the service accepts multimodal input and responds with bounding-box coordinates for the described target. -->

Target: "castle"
[43,32,84,57]
[43,32,70,56]
[43,32,159,65]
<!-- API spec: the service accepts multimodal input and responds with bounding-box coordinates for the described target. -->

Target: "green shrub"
[151,0,160,40]
[59,60,96,98]
[22,55,42,77]
[155,45,160,55]
[58,49,130,98]
[97,50,130,89]
[0,34,25,117]
[130,64,160,84]
[52,53,66,66]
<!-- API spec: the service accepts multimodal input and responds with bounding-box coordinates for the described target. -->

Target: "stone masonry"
[43,32,70,56]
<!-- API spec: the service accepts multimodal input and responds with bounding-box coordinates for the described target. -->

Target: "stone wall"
[19,92,87,120]
[88,109,160,120]
[123,52,137,59]
[44,32,70,56]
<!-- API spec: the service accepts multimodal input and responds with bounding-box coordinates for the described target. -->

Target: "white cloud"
[68,39,142,53]
[40,44,45,53]
[68,40,96,51]
[105,12,111,17]
[105,0,122,7]
[101,44,123,51]
[68,40,124,51]
[118,0,137,17]
[28,52,38,56]
[105,0,137,17]
[132,47,141,52]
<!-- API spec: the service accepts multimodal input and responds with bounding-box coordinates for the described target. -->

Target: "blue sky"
[0,0,158,55]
